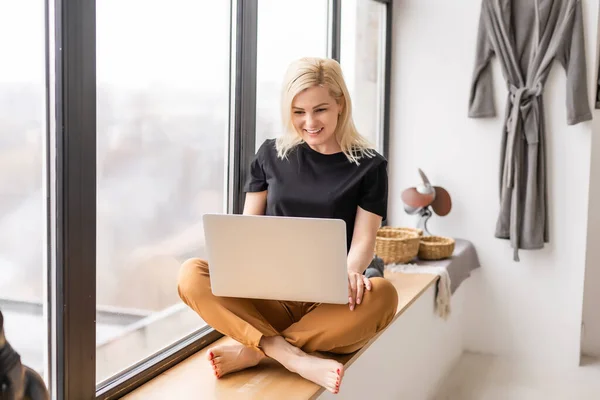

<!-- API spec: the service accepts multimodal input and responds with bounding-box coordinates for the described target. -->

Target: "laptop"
[202,213,349,304]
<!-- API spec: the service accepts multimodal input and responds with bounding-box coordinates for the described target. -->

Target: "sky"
[0,1,330,88]
[0,1,45,84]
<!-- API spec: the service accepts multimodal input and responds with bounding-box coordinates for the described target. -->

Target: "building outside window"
[0,0,48,379]
[95,0,230,382]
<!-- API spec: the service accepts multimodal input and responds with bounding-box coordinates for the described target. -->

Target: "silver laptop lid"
[202,214,348,304]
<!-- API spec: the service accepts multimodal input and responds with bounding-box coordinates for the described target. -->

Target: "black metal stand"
[416,207,433,236]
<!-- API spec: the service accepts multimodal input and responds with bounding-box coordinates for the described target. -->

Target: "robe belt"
[504,83,542,262]
[503,82,543,189]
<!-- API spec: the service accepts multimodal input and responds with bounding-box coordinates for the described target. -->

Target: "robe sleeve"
[557,0,593,125]
[468,2,496,119]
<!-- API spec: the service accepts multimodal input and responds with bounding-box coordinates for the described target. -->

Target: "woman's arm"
[346,206,382,310]
[243,191,268,215]
[347,206,382,274]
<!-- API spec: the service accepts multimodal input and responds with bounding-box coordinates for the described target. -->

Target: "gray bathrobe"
[469,0,593,261]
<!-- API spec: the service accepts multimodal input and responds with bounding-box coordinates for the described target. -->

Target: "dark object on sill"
[0,310,50,400]
[364,256,385,279]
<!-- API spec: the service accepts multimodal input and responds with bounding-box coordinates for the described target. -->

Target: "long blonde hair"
[275,57,375,164]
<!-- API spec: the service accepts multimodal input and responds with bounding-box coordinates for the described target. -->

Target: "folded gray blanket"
[364,256,385,279]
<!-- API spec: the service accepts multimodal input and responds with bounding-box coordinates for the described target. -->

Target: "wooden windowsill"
[122,271,438,400]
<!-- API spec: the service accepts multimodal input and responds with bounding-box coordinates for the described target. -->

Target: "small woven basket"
[417,236,455,260]
[378,226,423,237]
[375,227,420,264]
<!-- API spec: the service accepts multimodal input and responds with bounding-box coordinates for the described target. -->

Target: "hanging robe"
[468,0,593,261]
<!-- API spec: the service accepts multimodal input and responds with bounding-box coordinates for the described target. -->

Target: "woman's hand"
[347,271,372,311]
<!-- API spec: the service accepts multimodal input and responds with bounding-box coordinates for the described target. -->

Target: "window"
[341,0,387,152]
[0,0,47,378]
[95,0,231,383]
[6,1,391,397]
[255,0,329,149]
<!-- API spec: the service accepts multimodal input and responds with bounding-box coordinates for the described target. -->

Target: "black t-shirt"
[244,139,388,251]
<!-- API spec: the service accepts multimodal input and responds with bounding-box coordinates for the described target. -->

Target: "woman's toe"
[326,378,337,390]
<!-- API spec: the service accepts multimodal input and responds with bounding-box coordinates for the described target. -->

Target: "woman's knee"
[177,258,210,304]
[369,277,399,315]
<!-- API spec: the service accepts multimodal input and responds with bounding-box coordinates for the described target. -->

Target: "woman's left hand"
[347,271,372,311]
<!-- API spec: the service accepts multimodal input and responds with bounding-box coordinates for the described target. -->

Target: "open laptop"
[202,213,349,304]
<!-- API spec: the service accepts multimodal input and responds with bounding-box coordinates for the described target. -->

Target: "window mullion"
[327,0,342,61]
[381,0,393,162]
[228,0,258,214]
[48,0,97,398]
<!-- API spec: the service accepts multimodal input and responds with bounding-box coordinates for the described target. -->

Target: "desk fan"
[401,169,452,236]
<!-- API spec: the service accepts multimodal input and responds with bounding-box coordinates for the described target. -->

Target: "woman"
[177,57,398,394]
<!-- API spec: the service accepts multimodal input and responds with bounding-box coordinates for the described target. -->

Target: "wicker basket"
[379,226,423,237]
[417,236,455,260]
[375,227,420,264]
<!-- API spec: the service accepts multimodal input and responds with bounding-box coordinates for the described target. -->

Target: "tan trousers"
[177,258,399,354]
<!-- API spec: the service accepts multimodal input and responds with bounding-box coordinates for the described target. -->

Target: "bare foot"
[287,353,344,394]
[260,336,344,394]
[207,343,265,379]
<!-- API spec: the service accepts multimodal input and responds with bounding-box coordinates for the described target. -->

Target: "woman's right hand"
[347,270,372,311]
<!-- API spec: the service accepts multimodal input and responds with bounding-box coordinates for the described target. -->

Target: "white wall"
[582,3,600,355]
[582,114,600,356]
[319,284,465,400]
[389,0,599,369]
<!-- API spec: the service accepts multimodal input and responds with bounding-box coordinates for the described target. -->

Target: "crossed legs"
[177,258,398,393]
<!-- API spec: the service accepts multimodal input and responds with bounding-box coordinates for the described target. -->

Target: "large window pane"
[341,0,386,152]
[0,0,47,378]
[96,0,230,383]
[255,0,328,148]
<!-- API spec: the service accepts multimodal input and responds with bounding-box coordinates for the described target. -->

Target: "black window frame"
[41,0,394,398]
[48,1,97,399]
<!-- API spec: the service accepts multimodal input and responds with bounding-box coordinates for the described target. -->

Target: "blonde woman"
[178,57,398,394]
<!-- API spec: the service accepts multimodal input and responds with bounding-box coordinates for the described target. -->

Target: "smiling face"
[291,85,343,154]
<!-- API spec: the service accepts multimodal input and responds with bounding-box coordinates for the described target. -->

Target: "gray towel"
[364,256,385,279]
